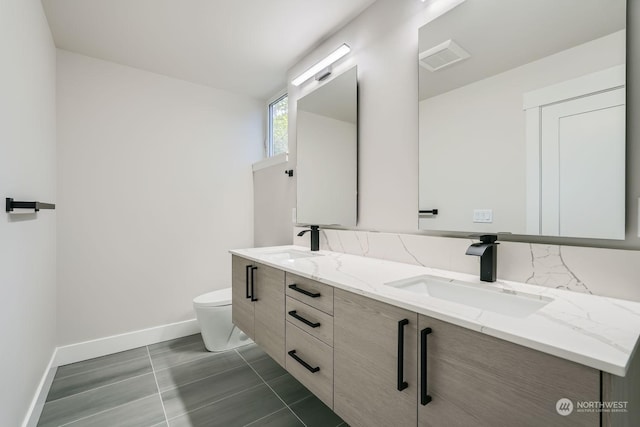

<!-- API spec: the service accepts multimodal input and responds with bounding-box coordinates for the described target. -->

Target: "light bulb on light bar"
[292,44,351,86]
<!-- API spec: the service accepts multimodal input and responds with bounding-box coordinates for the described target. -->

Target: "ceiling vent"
[419,39,470,72]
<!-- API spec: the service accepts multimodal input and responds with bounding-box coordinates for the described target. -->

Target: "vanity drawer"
[286,296,334,347]
[286,321,334,409]
[285,273,334,315]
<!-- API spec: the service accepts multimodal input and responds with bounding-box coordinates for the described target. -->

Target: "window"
[268,94,288,156]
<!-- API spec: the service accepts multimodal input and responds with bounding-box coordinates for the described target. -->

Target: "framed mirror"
[418,0,626,240]
[297,66,358,226]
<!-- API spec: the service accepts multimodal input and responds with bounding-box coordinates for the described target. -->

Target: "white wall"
[287,0,640,249]
[0,0,57,425]
[288,0,443,232]
[253,160,296,248]
[57,50,263,345]
[419,31,624,234]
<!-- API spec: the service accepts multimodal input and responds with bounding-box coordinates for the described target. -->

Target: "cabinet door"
[334,289,417,427]
[231,255,254,339]
[253,262,286,366]
[417,315,599,427]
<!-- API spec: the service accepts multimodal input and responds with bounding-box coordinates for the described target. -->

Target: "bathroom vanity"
[230,246,640,427]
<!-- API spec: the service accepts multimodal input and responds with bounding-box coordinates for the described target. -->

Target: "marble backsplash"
[292,227,640,302]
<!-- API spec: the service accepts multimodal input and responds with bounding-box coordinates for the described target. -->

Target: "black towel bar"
[6,198,55,212]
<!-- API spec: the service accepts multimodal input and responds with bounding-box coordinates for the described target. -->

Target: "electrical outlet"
[473,209,493,223]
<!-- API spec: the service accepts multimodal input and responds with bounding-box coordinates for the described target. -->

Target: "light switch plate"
[473,209,493,223]
[292,208,297,223]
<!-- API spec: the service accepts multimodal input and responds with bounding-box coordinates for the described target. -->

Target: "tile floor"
[37,334,346,427]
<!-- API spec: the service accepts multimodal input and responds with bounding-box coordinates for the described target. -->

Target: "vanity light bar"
[292,44,351,86]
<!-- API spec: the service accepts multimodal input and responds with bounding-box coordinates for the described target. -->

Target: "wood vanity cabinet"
[332,288,599,427]
[417,315,599,427]
[231,257,636,427]
[333,288,418,427]
[231,256,255,338]
[231,255,285,366]
[285,274,336,408]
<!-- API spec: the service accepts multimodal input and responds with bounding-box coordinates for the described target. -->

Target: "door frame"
[523,64,625,234]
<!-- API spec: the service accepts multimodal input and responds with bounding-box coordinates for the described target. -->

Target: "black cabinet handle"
[288,350,320,373]
[397,319,409,391]
[245,265,252,299]
[420,327,433,405]
[250,266,258,302]
[288,310,320,328]
[288,284,320,298]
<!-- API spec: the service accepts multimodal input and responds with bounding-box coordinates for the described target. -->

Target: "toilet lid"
[193,288,232,307]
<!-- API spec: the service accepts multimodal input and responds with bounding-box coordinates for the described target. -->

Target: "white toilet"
[193,287,252,352]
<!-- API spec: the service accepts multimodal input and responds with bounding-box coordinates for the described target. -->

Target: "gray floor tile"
[148,334,203,356]
[54,347,148,379]
[267,373,312,405]
[169,384,285,427]
[37,373,158,427]
[155,350,245,391]
[244,408,304,427]
[248,356,287,381]
[47,355,152,401]
[290,394,344,427]
[62,394,166,427]
[161,364,262,419]
[236,343,268,363]
[149,340,209,371]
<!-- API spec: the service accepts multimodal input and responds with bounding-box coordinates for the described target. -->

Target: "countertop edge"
[229,247,638,377]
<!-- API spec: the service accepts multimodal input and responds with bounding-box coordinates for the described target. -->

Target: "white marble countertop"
[230,245,640,376]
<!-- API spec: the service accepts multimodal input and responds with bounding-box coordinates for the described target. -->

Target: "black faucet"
[465,234,499,282]
[297,225,320,251]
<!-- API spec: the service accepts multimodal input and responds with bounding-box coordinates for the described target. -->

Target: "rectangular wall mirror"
[297,66,358,226]
[418,0,626,240]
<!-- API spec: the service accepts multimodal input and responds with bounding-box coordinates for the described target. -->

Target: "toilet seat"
[193,288,232,307]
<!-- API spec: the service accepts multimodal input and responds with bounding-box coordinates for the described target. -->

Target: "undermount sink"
[386,275,553,318]
[259,249,322,263]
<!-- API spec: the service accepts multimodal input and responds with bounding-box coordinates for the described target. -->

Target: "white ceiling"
[418,0,626,100]
[41,0,376,100]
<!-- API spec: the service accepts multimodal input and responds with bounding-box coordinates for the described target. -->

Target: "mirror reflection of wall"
[418,0,626,239]
[297,66,357,226]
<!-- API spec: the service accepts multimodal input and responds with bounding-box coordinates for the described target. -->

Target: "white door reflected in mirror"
[524,73,625,239]
[417,0,626,239]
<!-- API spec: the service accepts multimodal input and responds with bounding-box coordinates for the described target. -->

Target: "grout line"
[154,354,213,374]
[147,335,203,357]
[234,347,271,365]
[235,349,308,427]
[56,394,160,427]
[165,382,265,422]
[152,349,241,376]
[53,354,151,381]
[242,407,290,427]
[147,346,170,427]
[158,363,248,394]
[287,394,314,407]
[44,371,154,404]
